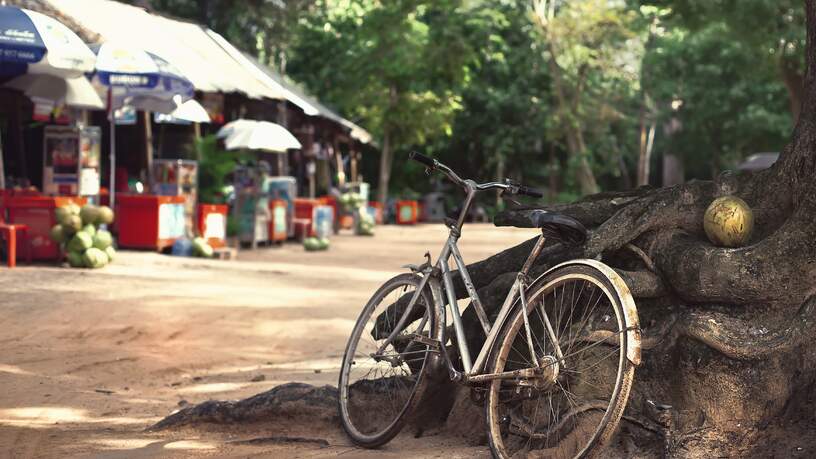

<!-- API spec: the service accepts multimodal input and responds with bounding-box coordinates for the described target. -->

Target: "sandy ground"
[0,223,533,458]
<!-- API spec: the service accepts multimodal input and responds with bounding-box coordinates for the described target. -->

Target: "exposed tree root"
[149,383,338,431]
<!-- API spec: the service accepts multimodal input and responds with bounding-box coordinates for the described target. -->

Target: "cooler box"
[268,199,287,242]
[396,200,419,225]
[197,204,228,248]
[313,205,334,239]
[318,195,339,233]
[266,177,296,237]
[6,196,87,260]
[368,201,384,224]
[117,194,185,250]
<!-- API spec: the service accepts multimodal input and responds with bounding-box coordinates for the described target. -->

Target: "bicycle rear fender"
[533,259,642,366]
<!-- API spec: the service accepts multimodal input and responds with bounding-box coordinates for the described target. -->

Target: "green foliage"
[133,0,314,70]
[643,22,792,177]
[197,135,247,204]
[144,0,799,197]
[289,0,469,148]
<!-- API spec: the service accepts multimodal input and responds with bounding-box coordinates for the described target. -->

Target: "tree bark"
[376,129,392,205]
[376,85,398,205]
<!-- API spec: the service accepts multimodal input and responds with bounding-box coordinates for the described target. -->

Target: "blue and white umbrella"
[0,5,95,78]
[91,42,194,207]
[92,42,194,113]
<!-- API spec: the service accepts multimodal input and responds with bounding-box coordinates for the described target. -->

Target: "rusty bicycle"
[338,152,641,458]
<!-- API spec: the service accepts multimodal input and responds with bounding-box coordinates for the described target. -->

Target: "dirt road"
[0,224,532,458]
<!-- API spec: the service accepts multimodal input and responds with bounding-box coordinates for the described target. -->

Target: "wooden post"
[192,122,202,161]
[350,148,358,183]
[334,136,345,187]
[143,111,154,188]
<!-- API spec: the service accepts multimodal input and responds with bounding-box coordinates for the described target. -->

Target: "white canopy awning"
[46,0,284,100]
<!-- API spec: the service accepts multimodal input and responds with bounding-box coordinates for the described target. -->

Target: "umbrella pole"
[108,87,116,209]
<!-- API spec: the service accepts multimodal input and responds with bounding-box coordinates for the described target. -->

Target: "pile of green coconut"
[50,203,116,269]
[339,192,375,236]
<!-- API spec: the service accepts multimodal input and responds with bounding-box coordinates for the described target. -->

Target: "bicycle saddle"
[494,208,587,245]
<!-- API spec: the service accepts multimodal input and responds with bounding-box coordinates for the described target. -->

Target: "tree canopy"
[142,0,801,201]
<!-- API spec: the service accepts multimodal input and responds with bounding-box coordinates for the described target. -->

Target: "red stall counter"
[197,204,228,248]
[268,199,287,242]
[6,196,87,260]
[116,194,186,251]
[396,200,419,225]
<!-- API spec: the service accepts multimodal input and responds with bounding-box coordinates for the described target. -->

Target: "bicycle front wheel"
[338,273,437,448]
[486,264,636,459]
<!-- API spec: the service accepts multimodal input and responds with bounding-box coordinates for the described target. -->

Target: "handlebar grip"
[409,151,436,168]
[517,185,545,198]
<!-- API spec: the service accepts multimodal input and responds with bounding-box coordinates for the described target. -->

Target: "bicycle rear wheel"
[338,273,437,448]
[486,264,636,459]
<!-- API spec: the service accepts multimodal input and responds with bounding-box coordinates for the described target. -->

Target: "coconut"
[80,205,100,226]
[66,202,81,216]
[303,237,321,251]
[104,246,116,262]
[82,247,108,268]
[96,206,114,225]
[66,251,85,268]
[82,224,96,237]
[68,231,93,252]
[191,237,213,257]
[92,230,113,250]
[50,225,66,243]
[61,214,82,232]
[55,206,70,223]
[318,238,330,250]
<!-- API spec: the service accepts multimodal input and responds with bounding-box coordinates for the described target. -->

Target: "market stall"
[151,159,198,235]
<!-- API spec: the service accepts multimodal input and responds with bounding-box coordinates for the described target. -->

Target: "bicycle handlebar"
[409,151,544,198]
[408,151,435,168]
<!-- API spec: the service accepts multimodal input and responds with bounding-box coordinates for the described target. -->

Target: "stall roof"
[240,53,374,145]
[45,0,285,100]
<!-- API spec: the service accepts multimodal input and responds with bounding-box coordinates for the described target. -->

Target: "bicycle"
[338,152,642,458]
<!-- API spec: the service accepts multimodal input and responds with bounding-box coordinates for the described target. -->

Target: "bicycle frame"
[375,182,566,384]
